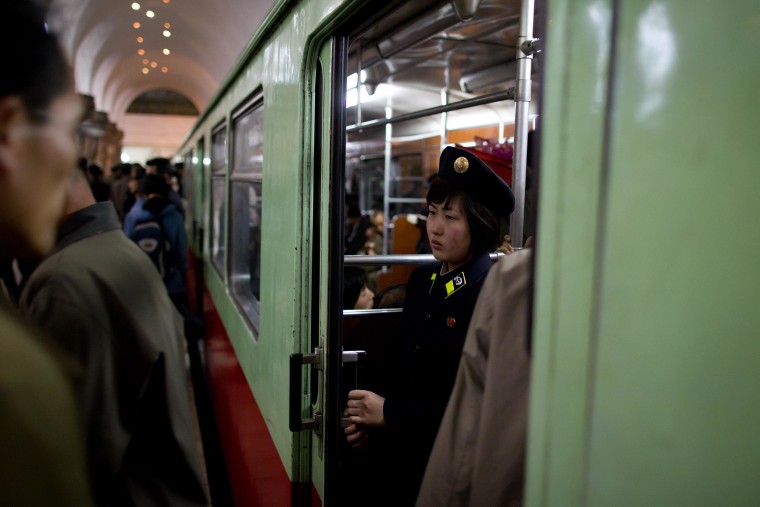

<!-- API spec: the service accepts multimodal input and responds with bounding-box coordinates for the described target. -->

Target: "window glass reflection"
[230,101,264,334]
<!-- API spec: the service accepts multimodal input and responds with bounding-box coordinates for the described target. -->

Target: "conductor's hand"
[343,409,370,450]
[346,390,386,427]
[498,235,514,255]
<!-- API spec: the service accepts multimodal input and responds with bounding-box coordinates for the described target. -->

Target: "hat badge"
[454,156,469,174]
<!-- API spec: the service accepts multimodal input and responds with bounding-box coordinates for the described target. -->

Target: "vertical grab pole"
[510,0,535,249]
[382,97,392,256]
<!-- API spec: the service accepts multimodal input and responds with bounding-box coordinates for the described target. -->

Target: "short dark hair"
[343,267,368,309]
[140,173,170,197]
[374,284,406,309]
[2,2,72,123]
[346,203,362,219]
[426,178,501,254]
[146,157,173,175]
[132,164,146,179]
[113,163,132,177]
[87,164,103,178]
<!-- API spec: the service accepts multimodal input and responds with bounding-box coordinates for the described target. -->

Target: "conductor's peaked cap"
[437,146,515,219]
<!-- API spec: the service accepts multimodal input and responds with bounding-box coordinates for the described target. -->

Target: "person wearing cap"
[344,146,514,505]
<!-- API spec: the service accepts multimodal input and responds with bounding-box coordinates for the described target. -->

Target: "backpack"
[132,218,177,280]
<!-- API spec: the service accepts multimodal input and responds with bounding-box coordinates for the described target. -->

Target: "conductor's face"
[0,91,82,258]
[426,195,472,273]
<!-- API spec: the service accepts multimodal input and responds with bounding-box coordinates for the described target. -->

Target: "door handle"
[289,349,321,432]
[289,348,366,433]
[340,350,366,428]
[342,350,365,364]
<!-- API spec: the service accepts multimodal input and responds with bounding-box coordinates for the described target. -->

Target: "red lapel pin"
[446,317,456,328]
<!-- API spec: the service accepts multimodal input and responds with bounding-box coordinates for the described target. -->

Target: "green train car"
[177,0,760,504]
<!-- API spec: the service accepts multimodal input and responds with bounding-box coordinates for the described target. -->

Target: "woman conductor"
[344,146,514,504]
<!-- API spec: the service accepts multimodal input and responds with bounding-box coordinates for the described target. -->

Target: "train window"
[210,124,227,277]
[344,0,535,259]
[229,97,264,334]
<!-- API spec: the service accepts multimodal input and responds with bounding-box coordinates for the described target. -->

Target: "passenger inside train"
[344,197,373,255]
[343,266,375,310]
[344,146,514,505]
[374,283,407,309]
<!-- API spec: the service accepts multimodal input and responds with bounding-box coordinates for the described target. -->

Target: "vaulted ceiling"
[44,0,277,152]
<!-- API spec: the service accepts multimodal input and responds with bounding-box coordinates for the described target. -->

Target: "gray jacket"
[20,202,207,507]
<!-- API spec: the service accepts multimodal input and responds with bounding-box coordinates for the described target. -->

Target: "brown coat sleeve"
[416,250,532,507]
[0,309,93,506]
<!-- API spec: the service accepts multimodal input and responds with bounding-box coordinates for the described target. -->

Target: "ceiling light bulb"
[133,22,141,29]
[142,58,149,64]
[136,36,143,43]
[131,3,140,10]
[164,23,171,29]
[163,30,171,37]
[150,62,157,68]
[137,49,145,55]
[146,10,154,18]
[163,0,170,3]
[163,48,170,55]
[142,68,149,74]
[162,67,168,73]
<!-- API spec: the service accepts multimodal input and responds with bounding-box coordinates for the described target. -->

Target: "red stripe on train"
[187,250,320,506]
[203,292,292,505]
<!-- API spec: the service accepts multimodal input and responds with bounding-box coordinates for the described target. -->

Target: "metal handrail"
[342,252,509,316]
[343,308,403,316]
[344,252,505,266]
[346,89,515,132]
[509,0,537,248]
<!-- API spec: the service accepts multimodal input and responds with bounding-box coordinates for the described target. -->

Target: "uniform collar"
[428,251,492,298]
[53,202,121,254]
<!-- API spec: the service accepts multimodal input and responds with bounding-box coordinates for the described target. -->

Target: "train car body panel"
[527,0,614,503]
[181,0,369,503]
[528,0,760,505]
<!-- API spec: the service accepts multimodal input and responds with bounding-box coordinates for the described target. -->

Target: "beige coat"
[0,306,93,506]
[416,249,532,507]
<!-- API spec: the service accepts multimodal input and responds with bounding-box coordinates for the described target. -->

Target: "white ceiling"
[45,0,277,149]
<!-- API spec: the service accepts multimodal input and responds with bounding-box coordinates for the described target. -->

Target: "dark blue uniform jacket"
[383,251,494,503]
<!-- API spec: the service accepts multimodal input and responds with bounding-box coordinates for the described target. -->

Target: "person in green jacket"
[20,167,210,506]
[0,2,92,505]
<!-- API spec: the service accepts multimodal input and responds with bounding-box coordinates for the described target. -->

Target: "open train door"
[289,34,351,506]
[292,1,536,503]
